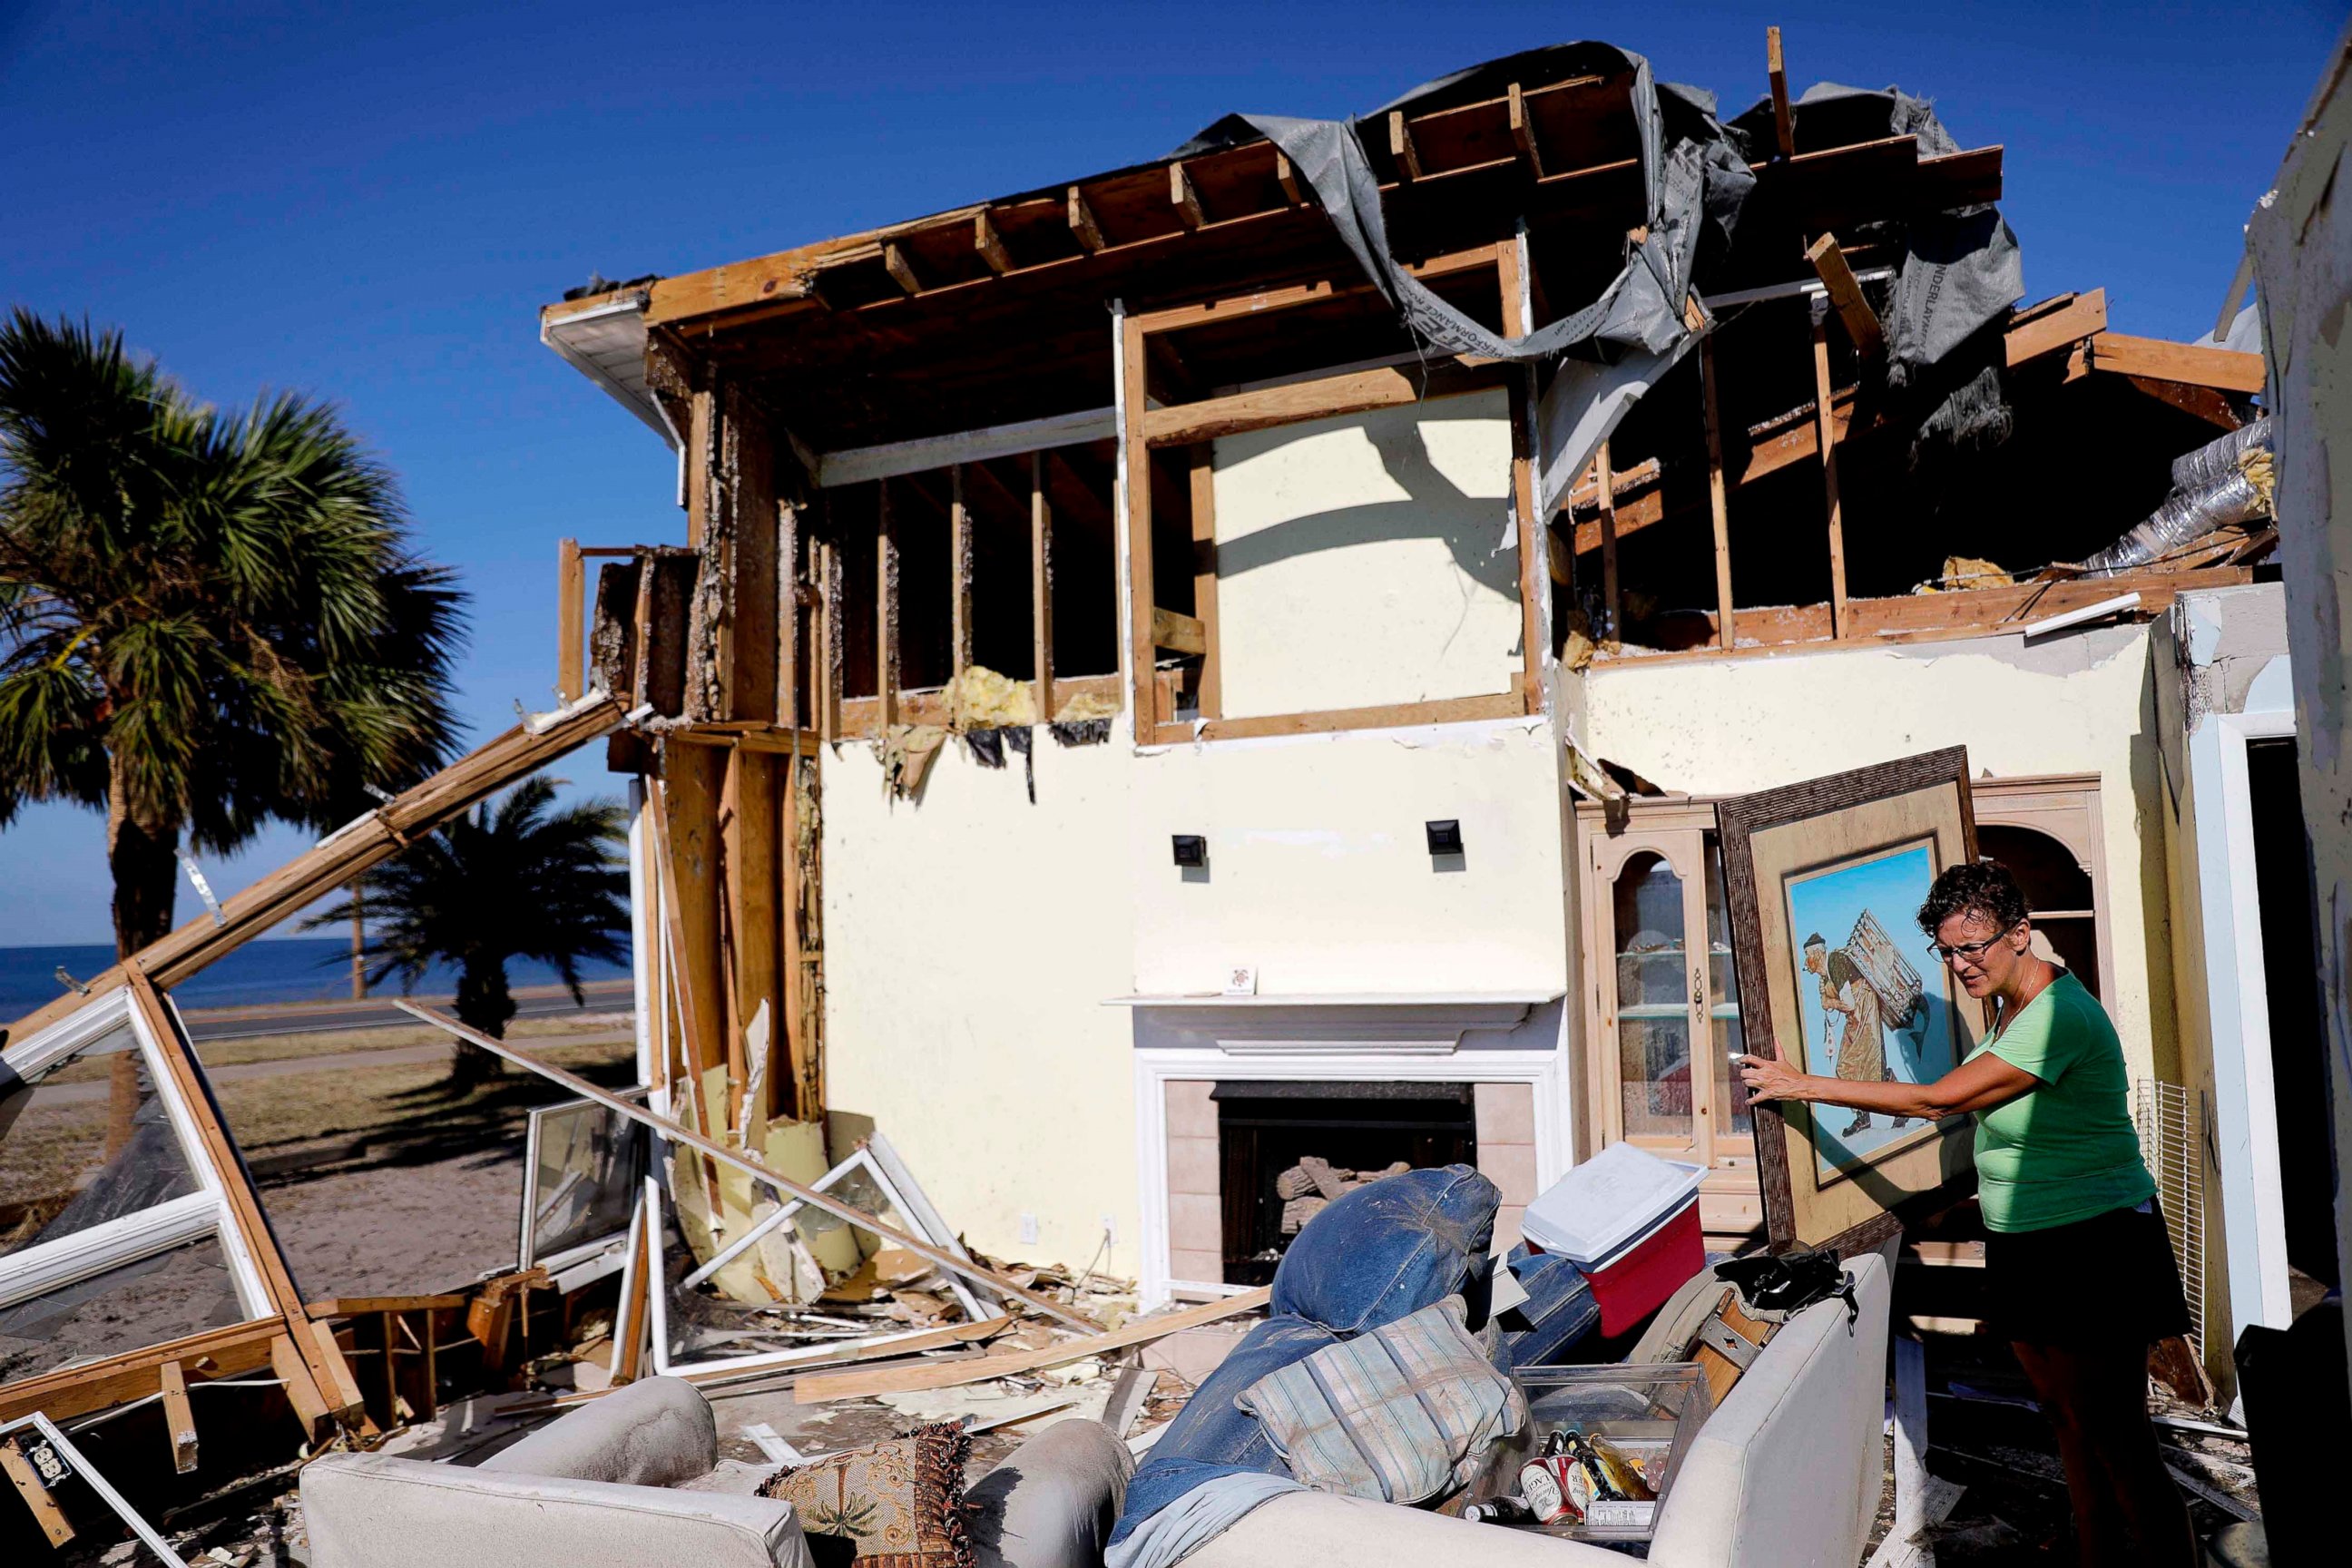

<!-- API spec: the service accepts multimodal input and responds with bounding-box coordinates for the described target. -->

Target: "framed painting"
[1715,747,1986,1256]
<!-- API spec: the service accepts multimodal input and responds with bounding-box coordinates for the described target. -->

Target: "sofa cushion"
[1270,1165,1500,1336]
[479,1374,716,1488]
[966,1418,1134,1568]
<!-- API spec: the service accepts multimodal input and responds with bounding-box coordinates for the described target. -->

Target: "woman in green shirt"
[1736,861,2193,1568]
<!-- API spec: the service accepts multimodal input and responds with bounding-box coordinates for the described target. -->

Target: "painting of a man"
[1803,933,1911,1139]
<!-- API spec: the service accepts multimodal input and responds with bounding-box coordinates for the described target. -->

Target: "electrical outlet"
[1018,1212,1040,1245]
[1100,1214,1119,1246]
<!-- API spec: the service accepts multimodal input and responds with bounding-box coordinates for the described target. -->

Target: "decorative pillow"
[1235,1295,1525,1506]
[757,1421,975,1568]
[1269,1164,1499,1335]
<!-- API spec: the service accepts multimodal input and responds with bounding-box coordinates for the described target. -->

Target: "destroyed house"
[527,41,2298,1387]
[0,37,2300,1441]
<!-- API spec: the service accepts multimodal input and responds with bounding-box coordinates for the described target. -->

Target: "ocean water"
[0,938,632,1020]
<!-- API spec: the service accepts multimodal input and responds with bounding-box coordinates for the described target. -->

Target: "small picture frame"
[1714,747,1986,1256]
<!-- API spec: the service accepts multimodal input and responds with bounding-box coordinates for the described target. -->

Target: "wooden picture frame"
[1715,747,1985,1256]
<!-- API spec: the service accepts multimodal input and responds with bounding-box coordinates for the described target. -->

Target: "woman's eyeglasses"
[1926,924,2022,964]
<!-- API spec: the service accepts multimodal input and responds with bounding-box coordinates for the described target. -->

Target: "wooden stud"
[160,1358,199,1474]
[1388,110,1425,181]
[1187,446,1220,720]
[724,748,782,1131]
[778,501,800,730]
[270,1333,335,1433]
[1138,358,1502,447]
[685,387,717,549]
[1508,83,1545,177]
[1805,234,1885,362]
[949,466,974,677]
[1066,185,1105,252]
[1598,441,1622,649]
[1122,317,1158,730]
[1699,336,1737,650]
[651,758,726,1092]
[1811,299,1849,636]
[1498,237,1544,710]
[311,1319,368,1419]
[1151,607,1207,656]
[974,210,1013,275]
[1274,152,1305,207]
[724,388,781,723]
[1032,452,1055,724]
[378,1311,399,1424]
[1767,26,1795,159]
[631,552,659,709]
[1169,162,1205,230]
[1,1436,74,1546]
[882,242,921,297]
[555,537,584,702]
[877,479,899,728]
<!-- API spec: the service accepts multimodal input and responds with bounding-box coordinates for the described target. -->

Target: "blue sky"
[1,1,2340,946]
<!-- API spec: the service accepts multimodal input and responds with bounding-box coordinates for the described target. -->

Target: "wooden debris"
[160,1360,199,1475]
[1,1435,74,1547]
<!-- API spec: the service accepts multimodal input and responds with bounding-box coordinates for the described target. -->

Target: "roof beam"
[1066,185,1105,252]
[882,242,922,297]
[2087,332,2264,394]
[1806,233,1885,361]
[1169,162,1205,230]
[974,210,1013,275]
[1767,26,1795,159]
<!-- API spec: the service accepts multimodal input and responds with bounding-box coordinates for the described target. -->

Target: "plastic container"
[1457,1361,1715,1544]
[1519,1144,1707,1337]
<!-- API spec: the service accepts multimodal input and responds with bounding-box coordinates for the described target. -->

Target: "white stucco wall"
[818,737,1141,1277]
[1582,625,2175,1082]
[1130,716,1570,997]
[1211,391,1521,719]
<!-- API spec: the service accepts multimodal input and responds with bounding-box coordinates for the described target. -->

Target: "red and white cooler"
[1519,1143,1708,1337]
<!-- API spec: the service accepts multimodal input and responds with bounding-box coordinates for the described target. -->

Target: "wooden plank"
[305,1295,466,1317]
[393,1003,1104,1334]
[515,1314,1017,1413]
[974,210,1013,275]
[686,387,717,550]
[1122,316,1157,731]
[1499,238,1544,707]
[311,1319,368,1417]
[727,750,783,1130]
[1169,162,1205,230]
[1033,452,1055,723]
[2088,332,2264,394]
[1508,83,1544,176]
[1130,244,1498,337]
[1805,235,1885,361]
[555,538,584,702]
[655,748,729,1088]
[818,539,840,746]
[271,1332,334,1432]
[1767,26,1794,159]
[778,500,801,729]
[1139,358,1503,447]
[882,242,921,297]
[1,1436,74,1547]
[159,1359,199,1474]
[1187,446,1220,720]
[2005,288,2107,367]
[877,478,899,729]
[1151,688,1525,746]
[1811,303,1848,636]
[0,1318,281,1426]
[796,1288,1269,1402]
[1151,606,1206,656]
[1598,442,1622,646]
[1388,110,1425,180]
[1274,152,1304,206]
[1700,338,1736,650]
[949,466,974,677]
[722,389,780,724]
[2121,374,2242,429]
[124,968,358,1434]
[1066,186,1105,253]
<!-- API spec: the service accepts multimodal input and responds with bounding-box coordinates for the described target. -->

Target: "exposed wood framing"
[818,538,842,745]
[1122,315,1157,731]
[1066,186,1105,253]
[159,1359,198,1474]
[1,1436,72,1546]
[1809,299,1849,635]
[782,751,821,1120]
[1169,162,1205,230]
[1805,234,1884,361]
[1140,358,1504,447]
[1700,338,1737,650]
[0,1319,281,1426]
[1388,111,1426,180]
[723,750,783,1127]
[950,465,974,676]
[1500,238,1546,712]
[4,695,626,1041]
[1152,688,1527,747]
[778,500,801,728]
[1032,452,1055,722]
[2006,289,2107,366]
[1151,607,1206,656]
[1274,152,1305,206]
[817,407,1115,489]
[883,242,921,297]
[1767,27,1795,160]
[974,210,1013,275]
[877,478,900,728]
[1597,441,1622,645]
[722,387,782,724]
[652,752,728,1093]
[2122,374,2242,429]
[555,537,584,701]
[1508,83,1544,176]
[2086,332,2264,394]
[1187,446,1220,720]
[685,386,717,548]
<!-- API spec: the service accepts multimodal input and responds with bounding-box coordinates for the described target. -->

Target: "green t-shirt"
[1971,970,2155,1233]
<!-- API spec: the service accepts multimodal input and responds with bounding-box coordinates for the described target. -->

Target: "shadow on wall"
[1211,401,1524,717]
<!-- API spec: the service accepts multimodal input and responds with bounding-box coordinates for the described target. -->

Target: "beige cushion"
[966,1418,1136,1568]
[301,1452,811,1568]
[478,1374,716,1488]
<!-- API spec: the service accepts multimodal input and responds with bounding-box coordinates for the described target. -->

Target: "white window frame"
[516,1091,647,1278]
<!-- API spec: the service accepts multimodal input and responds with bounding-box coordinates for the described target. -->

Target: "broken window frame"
[1120,241,1551,745]
[1,1411,189,1564]
[0,988,275,1334]
[642,1131,994,1380]
[515,1091,648,1279]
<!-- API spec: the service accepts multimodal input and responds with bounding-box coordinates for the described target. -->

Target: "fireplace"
[1212,1081,1478,1286]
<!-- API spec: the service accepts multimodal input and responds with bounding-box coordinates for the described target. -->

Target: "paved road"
[27,1030,637,1108]
[180,982,634,1043]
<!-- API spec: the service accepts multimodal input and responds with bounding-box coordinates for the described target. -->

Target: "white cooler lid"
[1518,1142,1707,1266]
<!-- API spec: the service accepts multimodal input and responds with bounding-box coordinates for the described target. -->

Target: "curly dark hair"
[1916,859,2028,936]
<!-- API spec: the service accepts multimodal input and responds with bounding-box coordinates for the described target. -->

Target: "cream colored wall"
[1583,625,2176,1083]
[1211,390,1521,719]
[818,737,1142,1278]
[1130,716,1569,996]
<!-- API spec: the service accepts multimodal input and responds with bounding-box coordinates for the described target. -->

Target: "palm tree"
[302,779,629,1087]
[0,311,466,1140]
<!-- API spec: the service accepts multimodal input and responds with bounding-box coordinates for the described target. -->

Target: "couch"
[300,1376,1136,1568]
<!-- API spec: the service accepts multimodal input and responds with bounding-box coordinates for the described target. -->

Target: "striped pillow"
[1236,1295,1525,1506]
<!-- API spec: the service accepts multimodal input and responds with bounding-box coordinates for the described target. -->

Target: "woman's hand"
[1735,1053,1808,1104]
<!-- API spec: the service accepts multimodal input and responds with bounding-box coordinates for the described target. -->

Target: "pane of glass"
[2,1024,198,1263]
[0,1235,244,1384]
[1704,838,1752,1141]
[1613,853,1691,1139]
[527,1102,642,1265]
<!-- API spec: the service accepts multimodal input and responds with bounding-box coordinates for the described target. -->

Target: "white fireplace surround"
[1118,992,1576,1307]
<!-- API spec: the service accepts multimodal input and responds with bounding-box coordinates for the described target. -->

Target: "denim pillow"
[1269,1164,1500,1336]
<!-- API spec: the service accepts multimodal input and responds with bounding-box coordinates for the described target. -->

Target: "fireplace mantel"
[1107,992,1563,1055]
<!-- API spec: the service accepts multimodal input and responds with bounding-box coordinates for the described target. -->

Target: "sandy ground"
[265,1146,537,1300]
